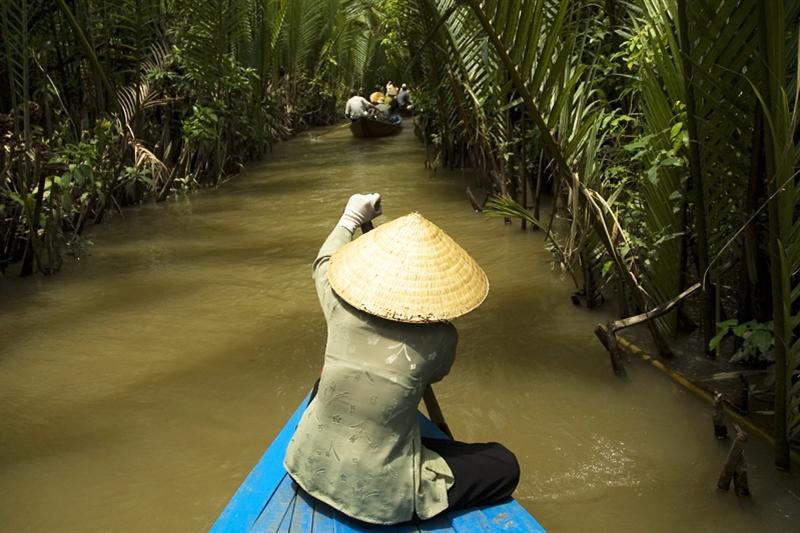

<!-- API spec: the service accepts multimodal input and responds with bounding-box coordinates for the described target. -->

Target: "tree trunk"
[757,0,791,470]
[20,162,45,277]
[677,0,714,355]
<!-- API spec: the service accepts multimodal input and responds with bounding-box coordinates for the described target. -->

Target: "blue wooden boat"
[211,395,546,532]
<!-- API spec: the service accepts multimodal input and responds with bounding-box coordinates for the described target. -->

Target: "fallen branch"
[595,282,701,376]
[466,186,486,212]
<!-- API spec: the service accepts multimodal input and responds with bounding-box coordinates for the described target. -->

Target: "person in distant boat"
[374,102,393,121]
[284,194,520,525]
[397,83,411,112]
[369,85,385,105]
[344,90,377,120]
[385,80,399,109]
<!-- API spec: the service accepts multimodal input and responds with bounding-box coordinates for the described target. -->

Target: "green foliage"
[183,105,220,146]
[622,118,687,187]
[47,119,120,228]
[709,319,774,364]
[754,0,800,463]
[398,2,800,459]
[1,0,385,276]
[377,0,411,76]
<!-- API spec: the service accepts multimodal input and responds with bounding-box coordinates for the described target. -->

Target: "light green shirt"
[284,225,457,525]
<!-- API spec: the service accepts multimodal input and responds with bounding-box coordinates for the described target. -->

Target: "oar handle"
[423,385,454,439]
[359,198,381,234]
[318,121,353,136]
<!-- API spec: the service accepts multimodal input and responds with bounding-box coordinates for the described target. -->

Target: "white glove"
[337,193,382,232]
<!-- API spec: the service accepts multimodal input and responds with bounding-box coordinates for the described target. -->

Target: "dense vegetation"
[396,0,800,467]
[1,0,393,276]
[3,1,799,466]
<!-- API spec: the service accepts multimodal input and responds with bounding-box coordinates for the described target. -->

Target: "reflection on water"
[1,127,798,532]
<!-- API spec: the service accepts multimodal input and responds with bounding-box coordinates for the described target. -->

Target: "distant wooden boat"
[210,394,546,532]
[350,115,402,138]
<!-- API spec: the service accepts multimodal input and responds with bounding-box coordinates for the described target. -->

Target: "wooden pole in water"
[466,186,484,212]
[520,121,528,231]
[532,150,544,228]
[718,423,748,492]
[360,221,454,439]
[712,391,729,440]
[734,374,749,414]
[733,452,751,496]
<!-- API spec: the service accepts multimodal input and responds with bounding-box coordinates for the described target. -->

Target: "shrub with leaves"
[710,320,774,365]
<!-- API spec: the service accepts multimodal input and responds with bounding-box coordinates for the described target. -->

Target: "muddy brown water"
[1,126,799,532]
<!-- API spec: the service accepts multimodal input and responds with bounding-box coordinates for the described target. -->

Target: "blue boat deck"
[211,396,546,532]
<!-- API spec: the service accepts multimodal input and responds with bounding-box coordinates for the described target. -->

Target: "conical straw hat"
[328,213,489,323]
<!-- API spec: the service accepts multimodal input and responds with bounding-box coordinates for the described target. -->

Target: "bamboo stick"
[533,150,544,227]
[733,374,750,414]
[466,186,484,212]
[677,0,714,356]
[423,385,453,439]
[718,424,747,491]
[713,391,729,440]
[733,453,751,496]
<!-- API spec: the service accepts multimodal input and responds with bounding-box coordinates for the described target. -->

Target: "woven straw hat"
[328,213,489,323]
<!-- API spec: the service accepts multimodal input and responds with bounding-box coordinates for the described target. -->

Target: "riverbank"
[611,326,800,466]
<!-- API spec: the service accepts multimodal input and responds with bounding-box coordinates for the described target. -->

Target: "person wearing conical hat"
[396,83,411,112]
[369,84,385,105]
[284,194,520,525]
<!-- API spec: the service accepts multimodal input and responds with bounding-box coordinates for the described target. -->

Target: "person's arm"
[430,323,458,384]
[424,324,458,438]
[312,194,382,318]
[360,97,377,111]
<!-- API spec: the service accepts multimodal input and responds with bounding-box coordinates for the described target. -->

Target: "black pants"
[306,381,520,512]
[422,437,520,512]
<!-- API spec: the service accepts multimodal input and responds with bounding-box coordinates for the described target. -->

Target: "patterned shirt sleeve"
[430,322,458,383]
[312,225,353,320]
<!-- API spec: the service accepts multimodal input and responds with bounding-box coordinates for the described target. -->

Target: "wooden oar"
[313,121,352,137]
[360,220,454,439]
[423,385,453,439]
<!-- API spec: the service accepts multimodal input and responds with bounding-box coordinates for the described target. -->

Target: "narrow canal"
[1,126,798,532]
